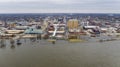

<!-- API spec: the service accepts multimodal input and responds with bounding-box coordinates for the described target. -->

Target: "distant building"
[0,21,3,27]
[67,19,79,29]
[0,21,2,26]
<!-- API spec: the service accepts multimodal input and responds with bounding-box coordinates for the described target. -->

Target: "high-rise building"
[67,19,79,29]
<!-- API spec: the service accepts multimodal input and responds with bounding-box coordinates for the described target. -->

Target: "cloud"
[0,0,120,13]
[0,0,40,2]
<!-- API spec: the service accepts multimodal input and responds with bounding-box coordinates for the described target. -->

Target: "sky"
[0,0,120,13]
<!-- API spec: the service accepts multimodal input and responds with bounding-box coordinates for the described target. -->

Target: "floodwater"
[0,38,120,67]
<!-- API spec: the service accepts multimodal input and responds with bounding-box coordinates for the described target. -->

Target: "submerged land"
[0,13,120,67]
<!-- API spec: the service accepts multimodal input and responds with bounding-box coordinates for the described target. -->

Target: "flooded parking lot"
[0,39,120,67]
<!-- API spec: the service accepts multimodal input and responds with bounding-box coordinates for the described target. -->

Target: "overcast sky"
[0,0,120,13]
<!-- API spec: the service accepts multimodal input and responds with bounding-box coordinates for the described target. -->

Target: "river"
[0,39,120,67]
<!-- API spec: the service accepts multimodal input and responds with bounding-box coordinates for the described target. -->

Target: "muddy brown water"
[0,38,120,67]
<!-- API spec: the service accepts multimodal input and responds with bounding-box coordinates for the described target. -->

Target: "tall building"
[67,19,79,29]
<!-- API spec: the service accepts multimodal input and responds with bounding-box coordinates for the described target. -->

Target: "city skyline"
[0,0,120,13]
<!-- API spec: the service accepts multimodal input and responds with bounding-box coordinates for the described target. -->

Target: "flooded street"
[0,39,120,67]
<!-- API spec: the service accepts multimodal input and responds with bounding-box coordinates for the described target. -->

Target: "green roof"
[25,28,43,34]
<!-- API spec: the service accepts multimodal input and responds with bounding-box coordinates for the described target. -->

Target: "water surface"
[0,39,120,67]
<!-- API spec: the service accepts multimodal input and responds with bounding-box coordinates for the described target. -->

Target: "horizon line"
[0,13,120,14]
